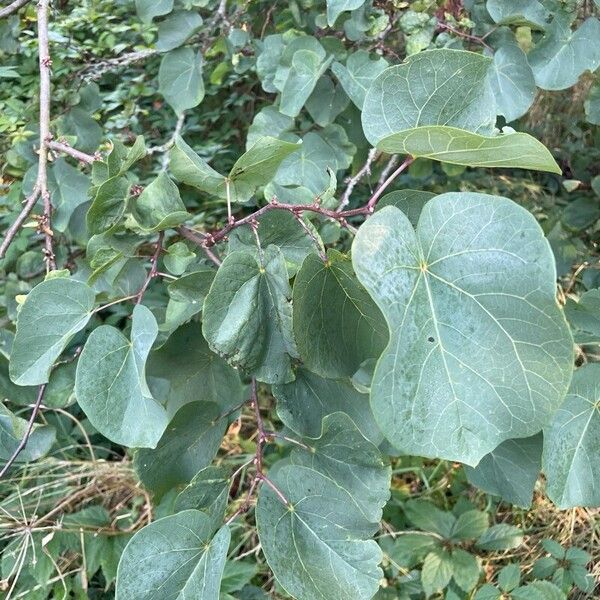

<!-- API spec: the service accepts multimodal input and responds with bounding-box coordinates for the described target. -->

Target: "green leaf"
[273,367,383,444]
[279,51,333,118]
[486,0,549,28]
[352,196,573,465]
[158,47,204,115]
[61,107,102,153]
[380,533,438,570]
[584,82,600,125]
[543,363,600,508]
[148,322,243,416]
[107,136,146,178]
[511,581,566,600]
[403,500,456,538]
[131,172,190,232]
[473,584,501,600]
[421,548,454,597]
[170,135,299,203]
[290,413,391,522]
[256,416,389,600]
[532,556,558,578]
[528,16,600,91]
[175,465,231,530]
[0,404,55,463]
[116,510,229,600]
[450,510,489,541]
[451,548,480,592]
[305,75,349,126]
[221,561,258,595]
[228,211,319,276]
[376,126,561,174]
[156,10,203,52]
[378,189,436,227]
[202,246,297,384]
[292,249,388,379]
[246,106,295,148]
[331,50,388,109]
[542,539,565,559]
[75,305,169,448]
[52,158,91,233]
[562,197,600,231]
[87,176,131,235]
[134,401,226,498]
[10,278,95,386]
[362,49,495,146]
[327,0,365,26]
[489,45,536,122]
[135,0,173,22]
[465,433,542,508]
[476,524,523,551]
[497,563,520,592]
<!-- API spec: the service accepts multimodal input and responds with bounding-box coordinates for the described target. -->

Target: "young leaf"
[362,49,495,146]
[292,249,388,379]
[272,367,383,445]
[352,196,574,465]
[75,305,168,448]
[116,510,229,600]
[158,47,204,115]
[511,580,567,600]
[543,363,600,508]
[476,524,523,551]
[10,278,95,386]
[133,401,227,498]
[131,172,190,232]
[497,563,521,592]
[202,246,298,384]
[148,322,243,416]
[465,433,542,508]
[450,510,489,541]
[326,0,365,26]
[87,176,131,235]
[376,126,561,174]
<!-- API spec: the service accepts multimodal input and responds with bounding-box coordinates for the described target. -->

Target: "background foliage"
[0,0,599,598]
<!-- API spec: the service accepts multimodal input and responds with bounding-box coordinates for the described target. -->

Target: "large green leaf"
[10,278,95,386]
[156,10,203,52]
[488,45,536,122]
[170,135,299,203]
[327,0,365,26]
[528,16,600,91]
[256,415,390,600]
[131,172,190,232]
[421,548,453,597]
[361,49,495,146]
[116,510,229,600]
[202,246,297,384]
[158,47,204,115]
[376,126,561,174]
[486,0,549,28]
[352,194,574,465]
[292,249,388,379]
[75,305,168,448]
[87,176,131,235]
[272,367,383,445]
[543,363,600,508]
[134,401,226,498]
[465,434,542,508]
[148,323,244,417]
[135,0,173,22]
[0,404,55,463]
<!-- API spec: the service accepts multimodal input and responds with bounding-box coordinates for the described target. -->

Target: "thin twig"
[377,154,399,187]
[365,155,414,211]
[0,385,47,479]
[0,0,30,19]
[0,187,40,260]
[437,22,493,52]
[37,0,55,271]
[338,147,380,211]
[48,140,96,164]
[135,232,164,303]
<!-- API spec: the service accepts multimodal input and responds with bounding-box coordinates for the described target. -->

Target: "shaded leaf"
[158,47,204,115]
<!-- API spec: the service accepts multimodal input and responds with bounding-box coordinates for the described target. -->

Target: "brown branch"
[48,140,97,164]
[0,0,30,19]
[0,186,40,260]
[135,232,164,303]
[338,147,380,211]
[365,156,414,211]
[437,22,493,52]
[0,384,47,479]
